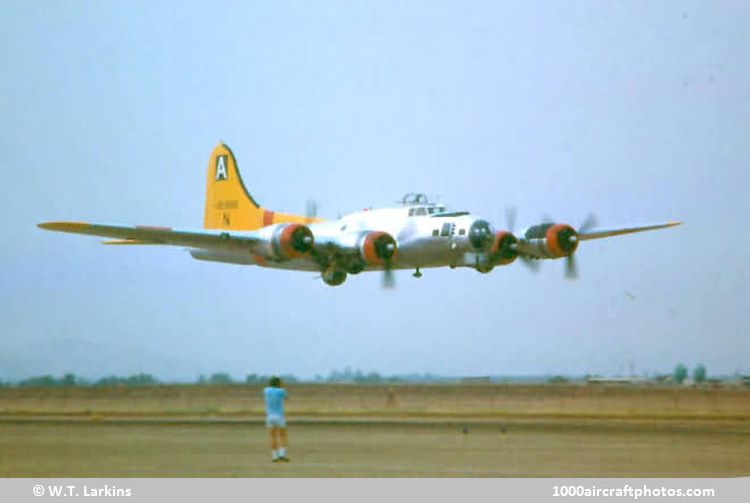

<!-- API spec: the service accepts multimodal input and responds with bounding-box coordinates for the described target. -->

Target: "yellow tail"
[203,143,316,230]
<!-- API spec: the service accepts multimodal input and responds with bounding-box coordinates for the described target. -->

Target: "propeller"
[506,209,598,279]
[563,213,598,280]
[564,253,577,279]
[505,207,517,233]
[579,213,598,234]
[382,263,395,289]
[373,234,397,289]
[305,200,319,220]
[520,255,541,272]
[505,207,539,272]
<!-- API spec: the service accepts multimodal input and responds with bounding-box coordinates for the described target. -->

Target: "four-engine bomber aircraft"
[39,143,680,287]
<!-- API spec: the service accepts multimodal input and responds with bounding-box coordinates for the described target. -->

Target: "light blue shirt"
[263,387,288,416]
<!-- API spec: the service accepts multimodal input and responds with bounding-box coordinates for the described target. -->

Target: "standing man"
[263,376,290,463]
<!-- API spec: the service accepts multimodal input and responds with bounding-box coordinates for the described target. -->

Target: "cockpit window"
[411,206,444,217]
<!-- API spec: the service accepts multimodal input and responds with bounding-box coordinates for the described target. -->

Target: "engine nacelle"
[544,223,578,258]
[522,222,579,259]
[360,231,397,265]
[468,219,495,250]
[490,231,518,265]
[271,223,314,259]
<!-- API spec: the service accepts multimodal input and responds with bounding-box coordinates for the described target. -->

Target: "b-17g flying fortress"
[39,143,680,287]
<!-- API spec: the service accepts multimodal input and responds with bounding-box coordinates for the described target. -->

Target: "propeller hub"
[291,227,314,253]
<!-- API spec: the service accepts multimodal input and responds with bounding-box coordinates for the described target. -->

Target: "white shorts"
[266,414,287,428]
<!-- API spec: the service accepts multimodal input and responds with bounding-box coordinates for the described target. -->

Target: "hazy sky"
[2,1,748,380]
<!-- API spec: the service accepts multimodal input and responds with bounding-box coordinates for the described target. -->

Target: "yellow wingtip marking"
[38,221,91,232]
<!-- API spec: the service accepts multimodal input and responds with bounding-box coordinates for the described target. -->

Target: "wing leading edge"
[37,221,259,250]
[577,221,681,241]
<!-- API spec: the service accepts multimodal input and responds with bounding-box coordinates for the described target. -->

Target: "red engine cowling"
[545,223,578,258]
[490,231,518,265]
[273,224,314,259]
[360,231,397,265]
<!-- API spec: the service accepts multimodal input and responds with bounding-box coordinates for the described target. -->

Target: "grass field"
[2,383,748,420]
[1,384,748,477]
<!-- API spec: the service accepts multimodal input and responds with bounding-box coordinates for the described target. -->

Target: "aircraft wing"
[37,221,258,250]
[577,221,681,241]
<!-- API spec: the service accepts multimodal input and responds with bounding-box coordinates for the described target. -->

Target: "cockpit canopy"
[407,205,447,217]
[400,193,446,217]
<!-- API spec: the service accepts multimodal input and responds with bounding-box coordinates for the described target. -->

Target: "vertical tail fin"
[203,143,317,230]
[204,143,264,230]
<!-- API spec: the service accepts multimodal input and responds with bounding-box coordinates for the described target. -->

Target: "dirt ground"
[1,418,748,477]
[1,384,748,477]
